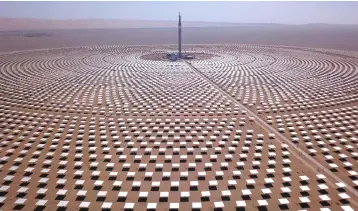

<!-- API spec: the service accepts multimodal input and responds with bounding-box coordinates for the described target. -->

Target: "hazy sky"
[0,1,357,25]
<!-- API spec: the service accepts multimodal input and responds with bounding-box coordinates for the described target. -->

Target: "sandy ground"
[1,25,358,53]
[0,18,244,31]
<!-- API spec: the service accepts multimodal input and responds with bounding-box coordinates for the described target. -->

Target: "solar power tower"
[178,12,182,58]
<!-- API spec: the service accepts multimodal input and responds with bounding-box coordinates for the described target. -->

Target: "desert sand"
[0,23,358,53]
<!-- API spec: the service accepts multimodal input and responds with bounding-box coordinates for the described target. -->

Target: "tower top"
[179,13,181,23]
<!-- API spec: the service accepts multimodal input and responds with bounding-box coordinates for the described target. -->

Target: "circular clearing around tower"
[140,52,219,61]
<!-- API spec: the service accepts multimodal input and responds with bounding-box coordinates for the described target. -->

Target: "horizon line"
[0,17,357,26]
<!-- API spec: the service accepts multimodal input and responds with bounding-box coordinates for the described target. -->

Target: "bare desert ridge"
[0,18,358,52]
